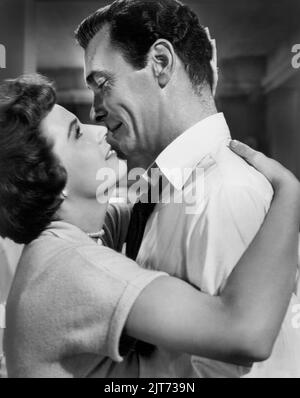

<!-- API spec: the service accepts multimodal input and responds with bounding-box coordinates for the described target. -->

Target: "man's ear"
[149,39,176,88]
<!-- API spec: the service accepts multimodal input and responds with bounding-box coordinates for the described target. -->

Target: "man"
[75,0,299,377]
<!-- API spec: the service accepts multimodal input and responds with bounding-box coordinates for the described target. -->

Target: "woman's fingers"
[229,139,275,179]
[229,140,300,193]
[229,140,265,165]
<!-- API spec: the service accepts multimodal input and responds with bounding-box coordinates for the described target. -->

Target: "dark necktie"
[126,171,164,356]
[126,200,156,261]
[126,169,162,261]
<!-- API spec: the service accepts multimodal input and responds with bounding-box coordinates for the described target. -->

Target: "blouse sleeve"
[24,244,166,363]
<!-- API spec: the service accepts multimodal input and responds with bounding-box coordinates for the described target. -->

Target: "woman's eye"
[75,126,83,140]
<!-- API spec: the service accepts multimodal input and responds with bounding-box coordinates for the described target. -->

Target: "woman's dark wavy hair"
[75,0,213,91]
[0,74,67,244]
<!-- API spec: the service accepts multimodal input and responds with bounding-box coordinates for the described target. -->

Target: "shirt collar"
[155,113,231,190]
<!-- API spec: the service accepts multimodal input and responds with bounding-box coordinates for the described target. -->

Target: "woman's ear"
[149,39,176,88]
[61,190,68,200]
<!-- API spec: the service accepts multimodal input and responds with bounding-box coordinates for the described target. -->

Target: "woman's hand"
[229,140,300,197]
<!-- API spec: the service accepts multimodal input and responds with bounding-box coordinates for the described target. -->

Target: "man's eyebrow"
[67,118,78,139]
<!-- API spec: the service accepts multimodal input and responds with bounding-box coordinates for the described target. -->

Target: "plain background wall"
[0,0,26,79]
[266,76,300,178]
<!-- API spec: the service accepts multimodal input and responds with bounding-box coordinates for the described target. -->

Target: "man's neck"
[128,95,218,171]
[175,103,218,137]
[157,98,218,159]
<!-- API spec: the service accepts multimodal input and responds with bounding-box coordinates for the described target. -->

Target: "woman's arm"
[125,142,300,364]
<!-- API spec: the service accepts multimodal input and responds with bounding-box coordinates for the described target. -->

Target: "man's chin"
[115,149,127,160]
[118,152,127,161]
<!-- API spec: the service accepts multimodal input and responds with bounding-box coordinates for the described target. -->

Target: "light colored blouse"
[4,205,166,378]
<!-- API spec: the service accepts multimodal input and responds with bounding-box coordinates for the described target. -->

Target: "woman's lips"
[100,133,117,160]
[105,149,117,160]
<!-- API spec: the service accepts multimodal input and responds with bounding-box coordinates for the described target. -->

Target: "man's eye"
[98,80,110,92]
[75,126,83,140]
[97,79,105,88]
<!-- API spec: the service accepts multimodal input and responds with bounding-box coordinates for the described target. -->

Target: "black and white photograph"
[0,0,300,380]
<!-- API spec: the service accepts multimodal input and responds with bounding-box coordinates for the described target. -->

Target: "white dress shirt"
[136,113,300,378]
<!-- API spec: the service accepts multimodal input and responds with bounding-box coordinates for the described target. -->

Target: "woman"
[0,75,299,378]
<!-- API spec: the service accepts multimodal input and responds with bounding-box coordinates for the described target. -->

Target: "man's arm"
[125,143,300,364]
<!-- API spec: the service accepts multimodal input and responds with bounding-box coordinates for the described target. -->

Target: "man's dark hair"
[75,0,213,91]
[0,74,67,244]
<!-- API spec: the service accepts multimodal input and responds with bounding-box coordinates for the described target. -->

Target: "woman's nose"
[97,127,108,145]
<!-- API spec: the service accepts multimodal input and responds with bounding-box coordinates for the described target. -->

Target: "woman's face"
[41,104,127,201]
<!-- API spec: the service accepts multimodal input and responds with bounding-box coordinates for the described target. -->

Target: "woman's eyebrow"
[67,118,78,139]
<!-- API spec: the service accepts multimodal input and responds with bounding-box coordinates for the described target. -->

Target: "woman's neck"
[58,197,108,234]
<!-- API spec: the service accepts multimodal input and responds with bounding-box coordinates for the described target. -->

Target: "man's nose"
[106,130,118,147]
[90,105,108,125]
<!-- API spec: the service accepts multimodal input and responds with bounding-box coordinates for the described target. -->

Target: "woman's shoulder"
[7,237,107,325]
[19,232,133,288]
[21,234,80,269]
[13,226,148,312]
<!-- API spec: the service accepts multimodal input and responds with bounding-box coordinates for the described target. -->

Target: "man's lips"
[109,143,127,160]
[107,123,127,159]
[114,148,127,160]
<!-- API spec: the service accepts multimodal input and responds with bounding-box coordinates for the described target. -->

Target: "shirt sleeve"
[191,183,272,295]
[27,244,166,363]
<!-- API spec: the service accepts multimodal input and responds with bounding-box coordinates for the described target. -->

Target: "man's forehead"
[84,26,113,74]
[83,25,133,83]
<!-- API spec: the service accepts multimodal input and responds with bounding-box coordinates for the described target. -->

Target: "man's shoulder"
[210,144,274,203]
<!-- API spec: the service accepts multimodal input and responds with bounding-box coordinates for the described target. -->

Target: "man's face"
[84,26,162,170]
